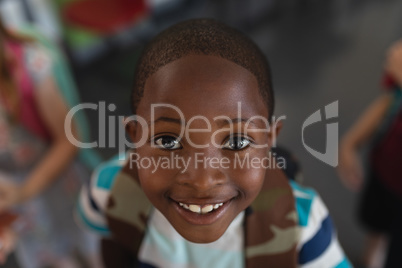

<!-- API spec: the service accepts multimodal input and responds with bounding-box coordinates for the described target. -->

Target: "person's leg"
[384,204,402,268]
[362,233,387,268]
[358,173,392,268]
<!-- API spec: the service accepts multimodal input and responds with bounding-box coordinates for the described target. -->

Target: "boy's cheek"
[232,168,266,195]
[136,168,172,211]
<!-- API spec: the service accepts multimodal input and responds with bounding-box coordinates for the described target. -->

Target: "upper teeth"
[179,202,224,214]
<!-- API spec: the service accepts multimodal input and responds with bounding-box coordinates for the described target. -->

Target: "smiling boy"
[76,19,352,268]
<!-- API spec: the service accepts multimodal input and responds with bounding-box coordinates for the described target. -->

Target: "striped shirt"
[76,158,352,268]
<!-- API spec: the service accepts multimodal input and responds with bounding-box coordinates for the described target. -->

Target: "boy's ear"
[268,119,283,148]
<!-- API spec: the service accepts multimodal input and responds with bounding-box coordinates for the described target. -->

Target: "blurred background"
[1,0,402,266]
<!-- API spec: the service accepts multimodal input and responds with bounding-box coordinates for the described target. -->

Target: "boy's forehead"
[136,54,268,120]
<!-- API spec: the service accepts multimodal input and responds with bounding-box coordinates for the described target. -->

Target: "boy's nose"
[176,150,227,191]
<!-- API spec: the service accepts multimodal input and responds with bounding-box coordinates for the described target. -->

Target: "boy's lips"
[170,197,234,225]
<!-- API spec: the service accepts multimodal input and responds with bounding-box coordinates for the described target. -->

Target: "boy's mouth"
[169,197,234,226]
[178,202,224,214]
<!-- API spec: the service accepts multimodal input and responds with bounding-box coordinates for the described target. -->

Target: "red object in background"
[0,212,18,232]
[63,0,148,34]
[372,72,402,196]
[382,73,397,89]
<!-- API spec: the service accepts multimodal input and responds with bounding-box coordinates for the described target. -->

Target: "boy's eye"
[154,135,182,150]
[222,136,251,150]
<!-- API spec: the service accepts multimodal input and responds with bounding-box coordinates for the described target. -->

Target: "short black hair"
[132,18,274,118]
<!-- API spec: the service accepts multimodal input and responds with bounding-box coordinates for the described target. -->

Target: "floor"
[70,0,402,265]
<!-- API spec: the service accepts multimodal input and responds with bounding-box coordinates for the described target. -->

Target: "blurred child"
[338,40,402,268]
[0,17,100,267]
[78,19,352,268]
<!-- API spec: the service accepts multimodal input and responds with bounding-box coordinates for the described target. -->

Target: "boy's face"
[130,55,273,243]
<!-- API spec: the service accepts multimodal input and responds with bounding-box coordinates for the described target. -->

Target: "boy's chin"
[175,226,228,244]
